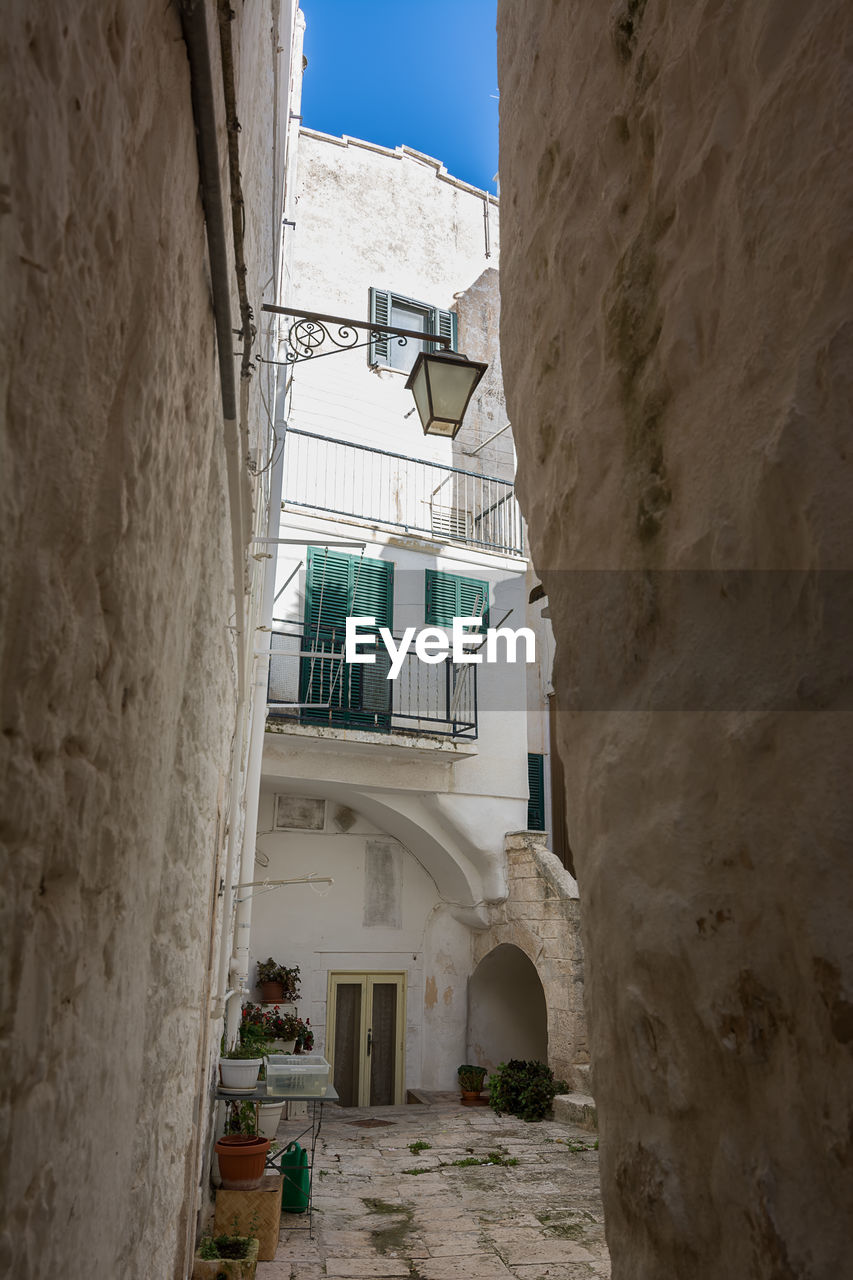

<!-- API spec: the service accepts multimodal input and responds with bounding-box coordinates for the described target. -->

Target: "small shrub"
[457,1064,487,1092]
[487,1059,568,1122]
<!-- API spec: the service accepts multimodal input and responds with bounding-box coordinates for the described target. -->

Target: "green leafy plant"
[408,1140,431,1154]
[224,1099,258,1137]
[457,1064,487,1092]
[487,1059,568,1122]
[449,1151,518,1168]
[222,1039,269,1060]
[197,1232,252,1260]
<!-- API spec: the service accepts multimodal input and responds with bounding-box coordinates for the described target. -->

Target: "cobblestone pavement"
[257,1093,611,1280]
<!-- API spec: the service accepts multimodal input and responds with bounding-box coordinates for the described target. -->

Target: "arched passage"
[467,943,548,1072]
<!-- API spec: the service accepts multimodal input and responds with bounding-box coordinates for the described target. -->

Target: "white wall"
[249,786,472,1089]
[257,130,541,1095]
[0,1,300,1275]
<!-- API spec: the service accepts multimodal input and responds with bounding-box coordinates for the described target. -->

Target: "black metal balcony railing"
[266,625,478,739]
[281,429,524,556]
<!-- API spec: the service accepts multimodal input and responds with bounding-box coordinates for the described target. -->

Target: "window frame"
[368,287,458,371]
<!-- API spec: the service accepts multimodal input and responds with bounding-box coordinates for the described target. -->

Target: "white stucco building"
[247,130,586,1102]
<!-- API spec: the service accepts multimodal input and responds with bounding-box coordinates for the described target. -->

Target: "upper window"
[369,287,457,373]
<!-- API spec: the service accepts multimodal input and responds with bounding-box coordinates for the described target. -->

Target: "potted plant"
[220,1039,268,1090]
[457,1064,488,1106]
[215,1100,270,1191]
[193,1231,260,1279]
[266,1007,300,1053]
[256,958,300,1004]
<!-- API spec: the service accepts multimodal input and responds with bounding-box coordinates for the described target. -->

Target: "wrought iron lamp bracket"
[260,303,451,365]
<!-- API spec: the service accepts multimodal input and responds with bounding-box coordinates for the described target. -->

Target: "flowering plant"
[295,1017,314,1052]
[241,1002,301,1043]
[267,1007,300,1040]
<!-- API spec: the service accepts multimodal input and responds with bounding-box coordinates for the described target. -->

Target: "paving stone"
[511,1266,600,1279]
[268,1096,610,1276]
[414,1256,514,1279]
[422,1233,489,1256]
[499,1238,597,1265]
[324,1259,412,1277]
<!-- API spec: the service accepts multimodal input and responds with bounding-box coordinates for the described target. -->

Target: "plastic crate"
[265,1054,331,1095]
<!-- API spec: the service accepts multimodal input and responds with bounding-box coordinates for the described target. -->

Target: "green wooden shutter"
[305,547,352,640]
[425,570,488,629]
[425,570,460,626]
[458,576,489,629]
[369,288,391,365]
[303,548,393,728]
[527,753,545,831]
[352,556,394,629]
[431,307,457,353]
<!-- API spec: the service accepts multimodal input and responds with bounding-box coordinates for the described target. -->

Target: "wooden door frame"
[326,970,407,1106]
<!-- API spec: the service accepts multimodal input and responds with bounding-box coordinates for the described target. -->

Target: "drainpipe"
[226,392,288,1044]
[177,0,252,1039]
[177,0,249,705]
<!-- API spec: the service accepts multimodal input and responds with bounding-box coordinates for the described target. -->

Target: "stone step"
[553,1092,598,1132]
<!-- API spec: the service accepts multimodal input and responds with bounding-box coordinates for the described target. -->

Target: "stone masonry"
[498,1,853,1276]
[477,833,589,1086]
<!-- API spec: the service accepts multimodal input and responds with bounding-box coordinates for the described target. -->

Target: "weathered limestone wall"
[476,833,587,1084]
[498,2,853,1277]
[0,2,294,1275]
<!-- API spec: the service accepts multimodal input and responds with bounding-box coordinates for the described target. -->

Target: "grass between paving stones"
[407,1139,431,1154]
[546,1136,599,1152]
[402,1149,519,1174]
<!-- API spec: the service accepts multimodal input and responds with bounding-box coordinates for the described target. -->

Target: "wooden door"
[326,972,406,1107]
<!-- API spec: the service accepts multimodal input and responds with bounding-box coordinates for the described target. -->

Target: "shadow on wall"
[467,943,548,1071]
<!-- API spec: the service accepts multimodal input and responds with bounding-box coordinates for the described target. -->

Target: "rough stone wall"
[477,833,587,1083]
[0,2,290,1275]
[498,2,853,1277]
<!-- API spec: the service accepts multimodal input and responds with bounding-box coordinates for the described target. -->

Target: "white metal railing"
[282,429,524,555]
[267,624,477,739]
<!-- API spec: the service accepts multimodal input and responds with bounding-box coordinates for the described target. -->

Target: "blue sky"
[299,0,499,193]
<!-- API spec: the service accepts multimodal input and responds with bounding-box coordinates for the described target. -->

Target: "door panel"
[369,982,398,1106]
[327,972,406,1107]
[332,982,363,1108]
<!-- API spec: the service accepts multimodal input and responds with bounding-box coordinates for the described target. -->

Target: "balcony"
[281,429,524,556]
[267,624,478,740]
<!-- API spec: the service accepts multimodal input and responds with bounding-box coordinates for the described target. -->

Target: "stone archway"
[468,943,548,1070]
[475,832,589,1085]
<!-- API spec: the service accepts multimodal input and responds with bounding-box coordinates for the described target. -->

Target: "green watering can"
[278,1141,310,1213]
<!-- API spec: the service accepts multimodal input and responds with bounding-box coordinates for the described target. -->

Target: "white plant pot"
[270,1039,297,1054]
[258,1101,285,1139]
[219,1057,263,1088]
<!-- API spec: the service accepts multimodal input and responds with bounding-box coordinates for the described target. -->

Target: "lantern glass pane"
[428,361,479,421]
[410,360,431,429]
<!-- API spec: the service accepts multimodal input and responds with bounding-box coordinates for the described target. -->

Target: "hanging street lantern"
[405,349,489,439]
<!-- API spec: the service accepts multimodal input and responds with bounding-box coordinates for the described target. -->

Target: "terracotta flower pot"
[460,1089,489,1107]
[215,1134,271,1190]
[259,980,284,1003]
